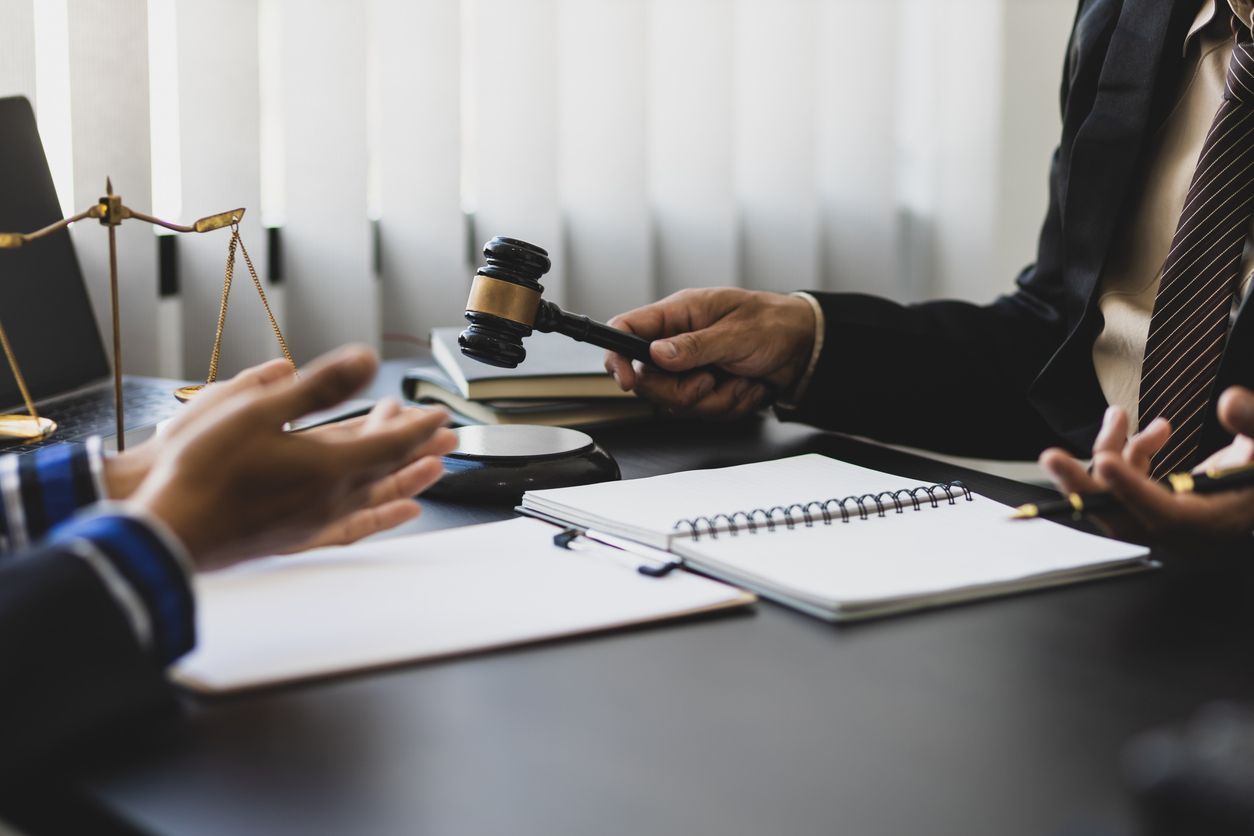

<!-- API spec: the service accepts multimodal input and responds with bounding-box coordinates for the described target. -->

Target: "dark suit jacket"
[794,0,1251,462]
[0,549,172,783]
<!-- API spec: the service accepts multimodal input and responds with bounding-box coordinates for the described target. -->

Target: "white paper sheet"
[173,518,752,694]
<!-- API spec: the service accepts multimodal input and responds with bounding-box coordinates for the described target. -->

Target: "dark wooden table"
[16,362,1254,835]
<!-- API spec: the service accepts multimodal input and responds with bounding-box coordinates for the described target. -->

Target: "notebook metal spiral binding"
[673,481,972,541]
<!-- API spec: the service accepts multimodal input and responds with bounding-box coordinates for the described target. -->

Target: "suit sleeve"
[777,282,1072,460]
[0,512,196,782]
[0,438,106,553]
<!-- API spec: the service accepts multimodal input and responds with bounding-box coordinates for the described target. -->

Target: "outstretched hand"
[129,345,456,570]
[286,397,452,552]
[1038,387,1254,543]
[104,356,296,499]
[604,288,815,419]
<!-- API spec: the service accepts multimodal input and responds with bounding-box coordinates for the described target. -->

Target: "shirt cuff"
[774,292,826,412]
[0,437,106,552]
[48,506,196,665]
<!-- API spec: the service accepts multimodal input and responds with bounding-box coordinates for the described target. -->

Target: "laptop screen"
[0,96,110,408]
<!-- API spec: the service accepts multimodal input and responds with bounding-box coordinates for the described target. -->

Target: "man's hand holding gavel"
[455,238,815,418]
[604,288,817,419]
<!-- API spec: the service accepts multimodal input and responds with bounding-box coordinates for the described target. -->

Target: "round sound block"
[425,425,620,505]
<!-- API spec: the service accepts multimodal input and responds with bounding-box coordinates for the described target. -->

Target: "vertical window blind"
[0,0,1073,379]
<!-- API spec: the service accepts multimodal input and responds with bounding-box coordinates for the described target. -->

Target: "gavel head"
[459,236,551,368]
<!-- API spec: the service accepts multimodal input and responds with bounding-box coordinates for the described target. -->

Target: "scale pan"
[174,384,204,403]
[0,414,56,441]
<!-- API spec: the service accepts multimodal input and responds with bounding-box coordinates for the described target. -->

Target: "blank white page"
[673,493,1146,613]
[173,518,752,694]
[522,454,938,547]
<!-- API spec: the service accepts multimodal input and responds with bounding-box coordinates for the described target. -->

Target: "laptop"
[0,96,199,453]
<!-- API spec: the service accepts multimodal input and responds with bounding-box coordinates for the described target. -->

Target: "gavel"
[459,237,653,369]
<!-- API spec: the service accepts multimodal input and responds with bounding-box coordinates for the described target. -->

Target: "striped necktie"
[1137,29,1254,478]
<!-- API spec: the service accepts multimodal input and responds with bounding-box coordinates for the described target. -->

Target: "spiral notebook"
[520,455,1153,621]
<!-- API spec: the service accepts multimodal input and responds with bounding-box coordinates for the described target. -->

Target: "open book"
[521,454,1153,621]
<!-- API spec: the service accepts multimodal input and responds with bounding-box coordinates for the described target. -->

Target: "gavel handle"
[537,302,741,391]
[537,303,654,365]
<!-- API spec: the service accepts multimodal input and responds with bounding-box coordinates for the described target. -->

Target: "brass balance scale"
[0,178,294,450]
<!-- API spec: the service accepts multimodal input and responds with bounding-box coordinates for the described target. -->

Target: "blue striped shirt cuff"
[49,511,196,665]
[0,438,104,552]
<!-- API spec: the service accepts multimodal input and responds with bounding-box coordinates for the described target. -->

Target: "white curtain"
[0,0,1075,378]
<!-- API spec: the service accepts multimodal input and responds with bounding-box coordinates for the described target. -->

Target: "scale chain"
[204,222,297,386]
[0,319,44,432]
[234,224,296,375]
[204,228,238,385]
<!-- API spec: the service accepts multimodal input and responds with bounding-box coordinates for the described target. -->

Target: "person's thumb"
[191,358,294,412]
[1218,386,1254,438]
[257,344,378,424]
[649,326,739,372]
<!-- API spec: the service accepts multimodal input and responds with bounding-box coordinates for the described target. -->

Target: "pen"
[1010,462,1254,520]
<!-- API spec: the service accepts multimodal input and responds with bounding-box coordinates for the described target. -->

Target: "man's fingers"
[256,344,378,424]
[324,411,454,478]
[1092,452,1182,532]
[608,289,711,342]
[369,430,458,505]
[1126,417,1171,473]
[297,499,421,551]
[1218,386,1254,437]
[1093,451,1254,541]
[1093,406,1128,456]
[302,402,433,443]
[410,421,457,460]
[649,324,742,373]
[605,352,636,392]
[341,499,421,544]
[353,417,456,472]
[674,377,765,419]
[368,455,448,506]
[1198,434,1254,472]
[606,289,743,386]
[391,457,449,502]
[632,366,718,412]
[300,413,370,443]
[230,357,295,389]
[722,380,768,419]
[605,303,675,387]
[363,397,402,432]
[199,358,293,409]
[1038,447,1102,495]
[176,358,293,420]
[630,367,765,420]
[607,305,666,342]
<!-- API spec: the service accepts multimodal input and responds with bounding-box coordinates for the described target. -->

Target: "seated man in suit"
[0,344,455,779]
[605,0,1254,541]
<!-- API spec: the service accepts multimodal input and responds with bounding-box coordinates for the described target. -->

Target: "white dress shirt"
[1092,0,1254,428]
